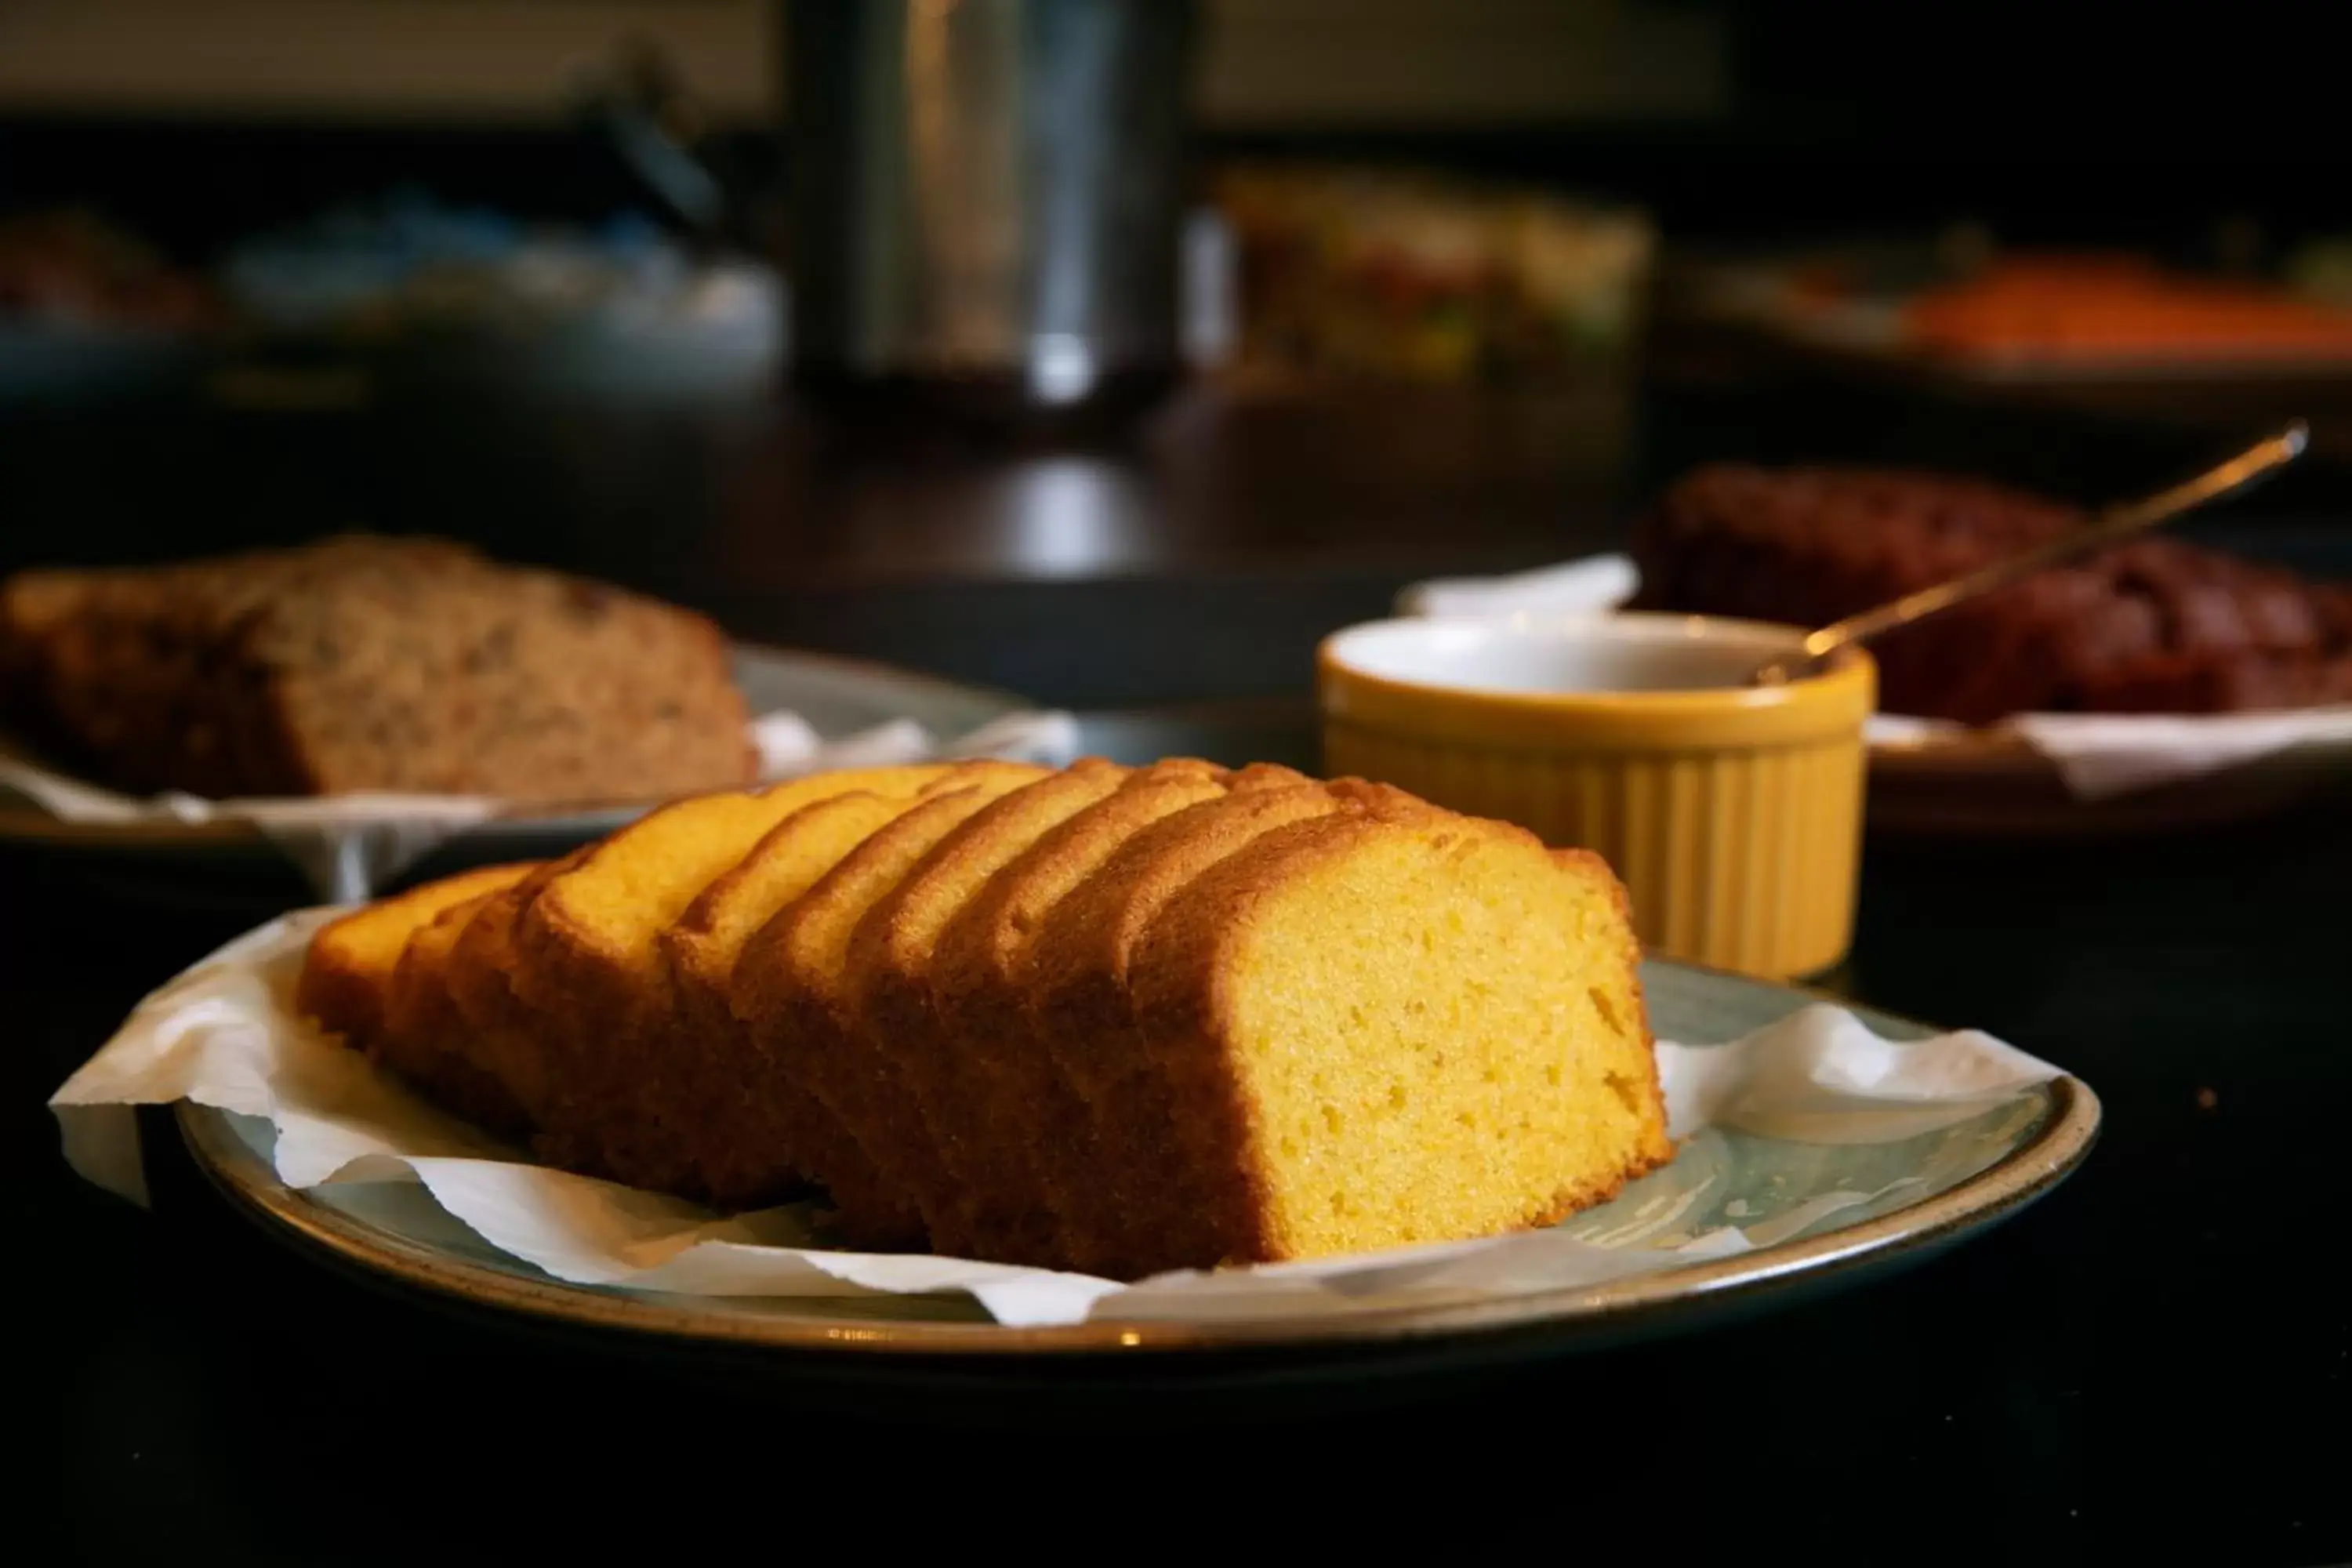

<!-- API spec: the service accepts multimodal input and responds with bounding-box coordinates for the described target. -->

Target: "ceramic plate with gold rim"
[173,961,2098,1360]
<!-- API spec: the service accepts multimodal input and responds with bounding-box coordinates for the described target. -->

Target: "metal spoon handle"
[1759,421,2310,684]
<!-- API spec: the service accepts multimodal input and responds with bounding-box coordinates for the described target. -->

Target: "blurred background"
[6,0,2350,709]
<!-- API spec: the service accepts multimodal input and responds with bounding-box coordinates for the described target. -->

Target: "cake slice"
[655,768,1036,1214]
[1105,810,1672,1274]
[1023,781,1389,1273]
[923,761,1307,1260]
[374,873,543,1137]
[441,850,592,1156]
[297,862,540,1052]
[503,763,1040,1189]
[383,892,494,1062]
[838,758,1134,1243]
[729,783,1035,1245]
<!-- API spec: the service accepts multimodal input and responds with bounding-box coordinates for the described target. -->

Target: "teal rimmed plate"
[173,961,2098,1362]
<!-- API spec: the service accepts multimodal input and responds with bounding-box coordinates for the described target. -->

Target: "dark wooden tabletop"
[12,372,2352,1561]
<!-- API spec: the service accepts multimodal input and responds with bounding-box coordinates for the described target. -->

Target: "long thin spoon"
[1751,422,2310,687]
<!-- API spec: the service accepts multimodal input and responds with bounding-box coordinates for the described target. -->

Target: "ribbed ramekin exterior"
[1323,722,1864,978]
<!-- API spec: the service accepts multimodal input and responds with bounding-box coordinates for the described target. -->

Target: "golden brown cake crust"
[1553,845,1675,1178]
[924,759,1237,1260]
[441,852,592,1164]
[372,873,543,1138]
[730,784,1026,1246]
[656,788,960,1208]
[296,862,540,1051]
[500,765,1011,1197]
[840,760,1132,1244]
[1025,779,1379,1274]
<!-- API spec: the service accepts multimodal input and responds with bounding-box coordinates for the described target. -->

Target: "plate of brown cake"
[0,536,1046,891]
[1405,466,2352,836]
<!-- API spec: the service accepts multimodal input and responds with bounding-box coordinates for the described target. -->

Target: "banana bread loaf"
[1,535,757,803]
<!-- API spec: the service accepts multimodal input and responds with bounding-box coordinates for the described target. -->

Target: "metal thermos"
[786,0,1196,420]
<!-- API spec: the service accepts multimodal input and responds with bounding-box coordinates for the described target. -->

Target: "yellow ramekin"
[1319,612,1876,980]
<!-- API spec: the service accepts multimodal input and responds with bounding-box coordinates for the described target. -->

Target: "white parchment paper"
[51,909,2065,1329]
[1397,553,2352,801]
[0,710,1081,902]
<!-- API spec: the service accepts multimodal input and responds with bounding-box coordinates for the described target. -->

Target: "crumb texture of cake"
[302,758,1674,1279]
[0,535,757,803]
[1628,465,2352,724]
[1121,815,1668,1269]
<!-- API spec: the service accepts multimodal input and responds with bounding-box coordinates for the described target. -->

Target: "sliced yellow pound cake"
[379,880,542,1137]
[655,768,1037,1216]
[299,756,1677,1278]
[1023,781,1381,1274]
[440,850,591,1148]
[297,862,540,1052]
[502,762,1043,1189]
[292,862,545,1139]
[659,791,938,1212]
[840,758,1134,1241]
[731,782,1050,1243]
[924,760,1306,1260]
[1113,808,1671,1272]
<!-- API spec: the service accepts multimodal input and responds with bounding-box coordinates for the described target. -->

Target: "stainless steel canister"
[786,0,1197,417]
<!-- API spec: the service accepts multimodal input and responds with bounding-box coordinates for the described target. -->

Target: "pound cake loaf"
[1,535,757,803]
[1629,465,2352,724]
[299,758,1674,1278]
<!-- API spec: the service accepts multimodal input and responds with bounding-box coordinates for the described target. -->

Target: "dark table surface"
[12,375,2351,1562]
